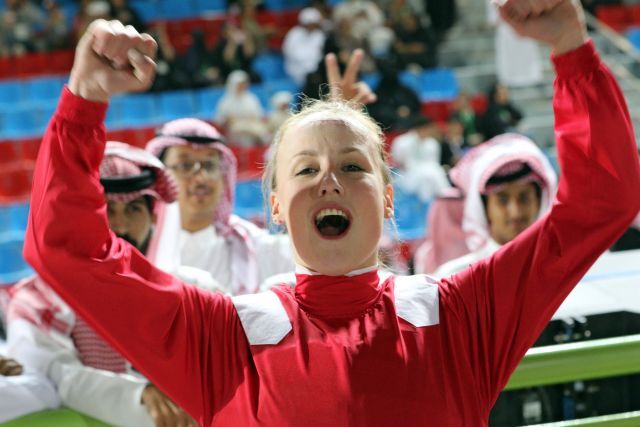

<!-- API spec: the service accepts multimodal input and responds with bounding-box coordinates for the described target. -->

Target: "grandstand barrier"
[506,334,640,390]
[529,411,640,427]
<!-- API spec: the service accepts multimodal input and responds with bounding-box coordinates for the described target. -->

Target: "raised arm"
[23,20,248,425]
[439,0,640,410]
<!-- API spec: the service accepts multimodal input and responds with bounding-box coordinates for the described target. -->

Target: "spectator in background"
[392,115,451,202]
[73,0,110,43]
[108,0,144,31]
[0,0,45,56]
[181,29,222,88]
[211,22,260,83]
[450,91,482,144]
[238,0,276,53]
[7,142,218,427]
[367,59,421,130]
[487,0,543,88]
[434,134,557,277]
[267,91,294,136]
[479,82,523,140]
[393,13,437,70]
[0,354,60,423]
[215,70,268,146]
[425,0,457,41]
[147,119,295,295]
[282,7,326,85]
[40,0,70,51]
[148,22,192,92]
[440,116,466,170]
[333,0,384,44]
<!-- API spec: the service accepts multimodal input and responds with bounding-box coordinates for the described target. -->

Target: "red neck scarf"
[294,267,382,319]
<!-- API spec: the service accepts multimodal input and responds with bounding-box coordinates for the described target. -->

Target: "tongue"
[319,225,343,236]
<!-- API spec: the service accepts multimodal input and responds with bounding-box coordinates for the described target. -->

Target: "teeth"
[316,209,348,222]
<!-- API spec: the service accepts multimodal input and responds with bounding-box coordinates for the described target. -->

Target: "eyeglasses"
[167,160,221,177]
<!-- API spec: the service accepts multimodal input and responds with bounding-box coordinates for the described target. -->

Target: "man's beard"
[116,231,151,254]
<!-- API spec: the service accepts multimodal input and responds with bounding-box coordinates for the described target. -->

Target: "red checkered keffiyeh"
[4,142,181,374]
[100,141,178,204]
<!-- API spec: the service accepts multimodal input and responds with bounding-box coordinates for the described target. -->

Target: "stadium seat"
[0,165,32,202]
[421,101,452,123]
[0,236,33,285]
[158,90,197,122]
[393,186,430,241]
[193,0,227,13]
[196,86,226,119]
[399,71,422,95]
[234,179,265,220]
[32,103,57,134]
[20,138,41,163]
[0,141,20,166]
[119,94,159,127]
[0,109,40,139]
[160,0,198,19]
[253,53,288,82]
[420,68,459,101]
[131,0,165,23]
[596,5,631,32]
[627,27,640,51]
[13,53,49,77]
[0,81,23,109]
[0,56,15,79]
[47,50,75,75]
[250,85,271,111]
[24,76,66,104]
[0,202,29,237]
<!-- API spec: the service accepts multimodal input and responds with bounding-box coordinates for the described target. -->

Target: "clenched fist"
[68,19,157,103]
[496,0,588,55]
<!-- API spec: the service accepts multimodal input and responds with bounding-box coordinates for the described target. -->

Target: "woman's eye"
[343,164,364,172]
[296,167,317,176]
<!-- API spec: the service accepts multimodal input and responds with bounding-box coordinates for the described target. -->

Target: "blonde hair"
[262,98,392,198]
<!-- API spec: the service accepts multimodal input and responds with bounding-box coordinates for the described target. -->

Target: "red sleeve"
[23,88,249,426]
[438,41,640,411]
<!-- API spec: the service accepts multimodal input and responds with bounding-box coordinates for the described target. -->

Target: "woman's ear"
[383,183,394,219]
[270,192,282,224]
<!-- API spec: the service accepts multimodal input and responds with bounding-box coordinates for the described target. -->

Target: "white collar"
[295,264,378,277]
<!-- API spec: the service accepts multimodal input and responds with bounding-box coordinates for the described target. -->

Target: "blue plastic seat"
[234,180,265,220]
[130,0,165,22]
[0,237,33,285]
[0,202,29,240]
[249,85,271,111]
[160,0,197,19]
[193,0,227,13]
[196,86,226,119]
[0,109,40,139]
[159,90,197,122]
[24,76,66,104]
[361,73,381,91]
[120,94,158,127]
[393,186,430,241]
[264,78,300,97]
[32,102,58,134]
[253,53,288,82]
[399,71,422,94]
[0,81,23,109]
[419,68,459,101]
[628,27,640,50]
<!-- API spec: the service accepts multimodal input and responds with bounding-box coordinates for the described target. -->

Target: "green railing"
[2,335,639,426]
[507,334,640,390]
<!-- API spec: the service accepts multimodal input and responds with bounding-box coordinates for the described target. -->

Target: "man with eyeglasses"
[146,118,295,296]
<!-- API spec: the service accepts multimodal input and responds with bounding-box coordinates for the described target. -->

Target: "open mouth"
[314,208,351,238]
